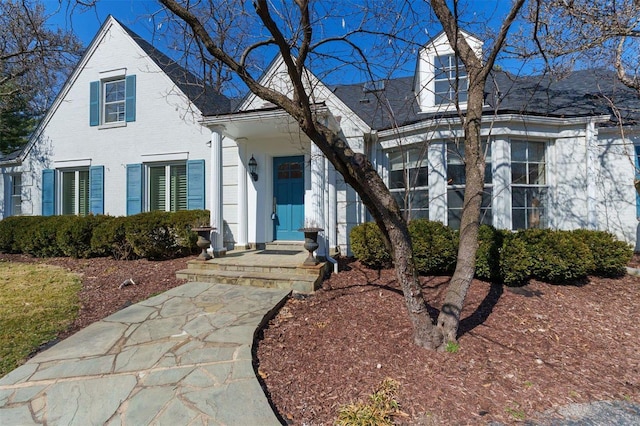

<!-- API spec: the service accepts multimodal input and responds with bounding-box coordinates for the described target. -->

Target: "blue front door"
[273,156,305,240]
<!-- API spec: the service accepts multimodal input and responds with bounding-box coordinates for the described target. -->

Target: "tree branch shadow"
[457,282,504,337]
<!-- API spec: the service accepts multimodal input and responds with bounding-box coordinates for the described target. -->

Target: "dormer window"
[415,31,481,112]
[434,54,468,105]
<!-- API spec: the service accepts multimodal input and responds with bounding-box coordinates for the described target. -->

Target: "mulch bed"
[255,258,640,425]
[2,252,639,425]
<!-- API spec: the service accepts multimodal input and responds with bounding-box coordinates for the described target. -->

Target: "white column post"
[586,120,598,230]
[237,140,249,248]
[210,130,226,257]
[310,143,326,257]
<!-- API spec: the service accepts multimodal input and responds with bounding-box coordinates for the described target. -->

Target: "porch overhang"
[200,104,338,140]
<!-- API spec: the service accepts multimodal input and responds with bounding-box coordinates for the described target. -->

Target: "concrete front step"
[263,242,306,252]
[175,268,323,293]
[183,259,321,276]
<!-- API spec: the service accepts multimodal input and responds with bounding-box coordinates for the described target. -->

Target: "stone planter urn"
[192,226,213,261]
[299,227,324,266]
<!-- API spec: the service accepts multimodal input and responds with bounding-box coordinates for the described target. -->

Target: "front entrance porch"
[176,243,329,293]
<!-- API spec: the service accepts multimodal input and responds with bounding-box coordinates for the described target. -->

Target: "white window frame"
[510,139,548,230]
[434,54,468,106]
[10,174,22,216]
[388,146,429,221]
[146,162,188,212]
[60,169,90,216]
[446,140,493,229]
[103,78,126,124]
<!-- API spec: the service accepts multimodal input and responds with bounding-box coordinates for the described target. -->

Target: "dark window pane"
[482,188,493,207]
[512,210,525,230]
[529,143,545,162]
[290,170,302,178]
[447,164,466,185]
[511,141,527,162]
[412,209,429,220]
[484,163,493,184]
[448,211,462,230]
[512,187,525,208]
[447,189,464,209]
[409,166,428,188]
[511,163,527,184]
[389,169,405,189]
[410,189,429,208]
[480,209,492,226]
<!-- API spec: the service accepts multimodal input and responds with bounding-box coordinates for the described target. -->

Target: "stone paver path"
[0,282,290,425]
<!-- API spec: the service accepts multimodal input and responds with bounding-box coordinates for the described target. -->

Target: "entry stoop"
[175,245,329,293]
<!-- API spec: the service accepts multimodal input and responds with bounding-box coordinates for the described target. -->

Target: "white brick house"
[2,20,640,255]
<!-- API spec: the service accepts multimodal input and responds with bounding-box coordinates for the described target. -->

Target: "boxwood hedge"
[349,219,633,285]
[0,210,210,261]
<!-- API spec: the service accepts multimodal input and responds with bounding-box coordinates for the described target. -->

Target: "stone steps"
[175,245,328,293]
[175,268,323,293]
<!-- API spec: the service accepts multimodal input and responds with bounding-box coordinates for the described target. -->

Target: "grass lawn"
[0,261,81,377]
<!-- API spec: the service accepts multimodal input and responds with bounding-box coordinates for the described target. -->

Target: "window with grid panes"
[511,140,547,230]
[11,174,22,216]
[446,141,492,229]
[434,54,468,105]
[103,79,126,123]
[388,147,429,220]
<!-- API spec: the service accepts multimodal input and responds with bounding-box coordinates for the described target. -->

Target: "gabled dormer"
[415,31,482,113]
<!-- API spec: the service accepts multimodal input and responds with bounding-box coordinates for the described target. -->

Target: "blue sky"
[42,0,540,85]
[45,0,162,47]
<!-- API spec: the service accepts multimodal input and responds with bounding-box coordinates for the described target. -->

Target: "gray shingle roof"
[332,69,640,131]
[119,19,233,116]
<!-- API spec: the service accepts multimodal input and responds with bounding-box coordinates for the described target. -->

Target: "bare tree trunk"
[308,127,440,349]
[430,0,525,347]
[436,75,485,344]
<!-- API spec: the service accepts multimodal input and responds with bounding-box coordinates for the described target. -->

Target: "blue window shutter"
[126,163,143,215]
[42,169,55,216]
[187,159,205,210]
[90,81,100,126]
[89,165,104,215]
[125,75,136,122]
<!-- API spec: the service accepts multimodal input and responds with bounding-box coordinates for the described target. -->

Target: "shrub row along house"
[1,17,640,257]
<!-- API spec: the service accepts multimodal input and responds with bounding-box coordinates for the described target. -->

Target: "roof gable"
[119,21,231,115]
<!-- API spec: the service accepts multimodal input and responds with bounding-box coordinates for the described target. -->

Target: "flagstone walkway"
[0,282,290,425]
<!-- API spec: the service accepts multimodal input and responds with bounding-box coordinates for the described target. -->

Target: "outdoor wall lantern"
[249,155,259,181]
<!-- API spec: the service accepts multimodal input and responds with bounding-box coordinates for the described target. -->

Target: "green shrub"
[90,216,134,260]
[57,215,111,258]
[124,211,181,260]
[350,222,392,268]
[521,229,594,283]
[22,216,72,257]
[0,216,26,253]
[409,219,458,275]
[474,225,504,281]
[3,216,38,254]
[499,232,532,286]
[572,229,633,277]
[170,209,210,255]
